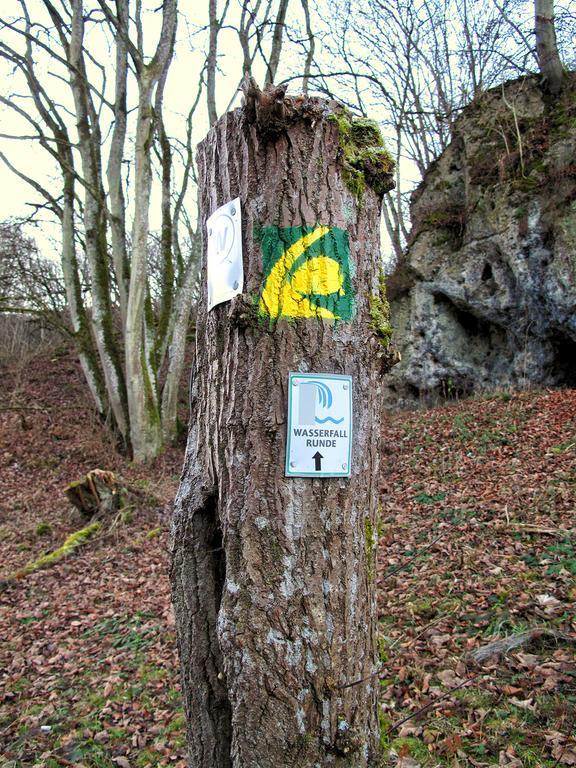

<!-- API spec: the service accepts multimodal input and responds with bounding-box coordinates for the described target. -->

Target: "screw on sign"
[206,197,243,310]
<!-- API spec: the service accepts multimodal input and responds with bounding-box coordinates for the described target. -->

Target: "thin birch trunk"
[125,71,163,461]
[160,231,201,443]
[300,0,315,94]
[152,67,174,369]
[207,0,219,126]
[61,171,108,416]
[535,0,564,95]
[125,0,177,461]
[264,0,290,86]
[107,0,130,327]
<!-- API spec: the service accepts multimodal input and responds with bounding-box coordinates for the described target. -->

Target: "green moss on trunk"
[369,269,393,348]
[328,110,395,202]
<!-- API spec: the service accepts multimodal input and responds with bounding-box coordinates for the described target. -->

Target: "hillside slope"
[1,353,574,766]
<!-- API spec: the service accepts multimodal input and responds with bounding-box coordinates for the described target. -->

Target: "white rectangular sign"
[285,372,352,478]
[207,198,243,310]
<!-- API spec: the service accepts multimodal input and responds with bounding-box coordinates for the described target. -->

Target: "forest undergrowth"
[0,349,574,767]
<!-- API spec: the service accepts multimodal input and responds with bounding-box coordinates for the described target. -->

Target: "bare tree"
[311,0,573,262]
[0,0,196,459]
[208,0,300,117]
[0,0,319,458]
[0,220,67,323]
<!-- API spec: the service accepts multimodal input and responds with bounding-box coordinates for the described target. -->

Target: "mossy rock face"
[386,73,576,405]
[329,109,395,201]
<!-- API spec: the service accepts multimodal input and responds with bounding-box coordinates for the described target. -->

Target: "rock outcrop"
[386,74,576,404]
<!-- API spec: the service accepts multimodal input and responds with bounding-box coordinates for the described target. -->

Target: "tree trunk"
[125,71,164,462]
[207,0,219,127]
[107,0,130,328]
[125,0,177,462]
[535,0,564,95]
[60,167,108,418]
[171,94,395,767]
[160,249,199,443]
[264,0,290,86]
[69,0,129,444]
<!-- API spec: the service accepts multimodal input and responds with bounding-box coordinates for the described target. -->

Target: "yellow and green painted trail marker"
[259,225,354,321]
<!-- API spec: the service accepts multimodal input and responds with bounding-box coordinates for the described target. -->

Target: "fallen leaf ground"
[378,388,576,767]
[1,348,574,767]
[1,348,186,768]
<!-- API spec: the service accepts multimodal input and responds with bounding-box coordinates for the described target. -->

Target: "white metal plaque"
[207,198,243,310]
[285,372,352,478]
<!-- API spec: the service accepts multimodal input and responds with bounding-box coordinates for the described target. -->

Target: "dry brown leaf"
[542,674,562,691]
[498,753,524,767]
[509,697,536,711]
[421,673,432,693]
[396,758,421,768]
[515,652,540,668]
[398,723,422,738]
[552,744,576,765]
[112,758,131,768]
[501,685,523,695]
[436,669,463,687]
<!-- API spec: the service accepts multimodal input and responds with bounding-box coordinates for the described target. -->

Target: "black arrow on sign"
[312,451,323,471]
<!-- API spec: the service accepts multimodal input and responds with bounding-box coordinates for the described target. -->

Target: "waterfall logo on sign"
[298,380,344,425]
[258,225,354,320]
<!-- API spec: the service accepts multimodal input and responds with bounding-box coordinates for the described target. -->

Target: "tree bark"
[171,95,394,767]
